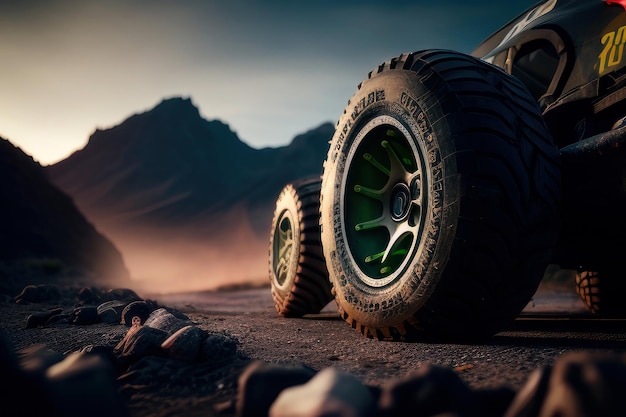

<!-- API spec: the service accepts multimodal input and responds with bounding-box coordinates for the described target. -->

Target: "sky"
[0,0,538,166]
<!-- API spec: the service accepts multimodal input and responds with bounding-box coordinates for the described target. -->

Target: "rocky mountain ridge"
[0,137,130,292]
[45,97,333,292]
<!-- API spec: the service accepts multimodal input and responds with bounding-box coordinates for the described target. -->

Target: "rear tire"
[576,269,626,316]
[269,177,333,317]
[320,50,561,341]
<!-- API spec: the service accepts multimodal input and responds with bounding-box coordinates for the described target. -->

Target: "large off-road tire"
[269,177,333,317]
[576,269,626,316]
[320,50,561,342]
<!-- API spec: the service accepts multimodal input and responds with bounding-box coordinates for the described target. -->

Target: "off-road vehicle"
[268,0,626,341]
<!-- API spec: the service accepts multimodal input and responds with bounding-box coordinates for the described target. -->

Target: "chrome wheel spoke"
[354,184,383,201]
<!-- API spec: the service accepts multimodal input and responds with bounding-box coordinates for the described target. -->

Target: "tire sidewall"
[269,185,301,300]
[321,70,459,328]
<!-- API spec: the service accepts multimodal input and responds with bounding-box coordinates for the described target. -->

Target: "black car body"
[473,0,626,275]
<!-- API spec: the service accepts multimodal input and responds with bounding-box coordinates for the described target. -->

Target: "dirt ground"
[1,280,625,417]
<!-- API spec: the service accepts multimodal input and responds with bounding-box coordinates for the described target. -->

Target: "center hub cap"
[390,183,411,222]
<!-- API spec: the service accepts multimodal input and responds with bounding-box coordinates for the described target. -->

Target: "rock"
[144,307,191,334]
[18,345,65,374]
[269,367,375,417]
[98,308,120,324]
[97,299,126,315]
[77,287,102,305]
[474,387,516,417]
[15,284,61,304]
[45,313,72,326]
[161,325,208,362]
[200,333,238,364]
[378,363,478,417]
[72,305,100,325]
[236,361,318,417]
[79,345,117,364]
[0,334,57,416]
[46,351,130,417]
[500,366,552,417]
[121,300,150,326]
[504,351,626,417]
[104,288,141,303]
[97,299,128,323]
[162,306,189,320]
[113,325,168,366]
[26,307,63,328]
[97,300,126,324]
[118,355,183,388]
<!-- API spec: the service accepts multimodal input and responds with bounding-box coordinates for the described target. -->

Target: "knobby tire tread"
[270,178,333,317]
[327,50,560,341]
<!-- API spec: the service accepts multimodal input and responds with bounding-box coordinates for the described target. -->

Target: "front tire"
[320,50,561,341]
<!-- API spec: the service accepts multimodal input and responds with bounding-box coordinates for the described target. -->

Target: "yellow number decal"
[599,26,626,74]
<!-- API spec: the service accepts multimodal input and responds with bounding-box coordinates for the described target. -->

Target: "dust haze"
[96,208,271,294]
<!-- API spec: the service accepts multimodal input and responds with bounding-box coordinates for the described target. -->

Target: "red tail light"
[606,0,626,10]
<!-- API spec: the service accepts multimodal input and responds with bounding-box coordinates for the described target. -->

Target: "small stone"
[45,314,72,326]
[144,308,191,334]
[1,334,56,416]
[98,307,122,324]
[378,363,478,417]
[113,325,168,366]
[269,367,375,417]
[117,355,174,388]
[72,306,100,325]
[97,300,127,316]
[105,288,141,303]
[236,361,317,417]
[161,325,208,362]
[79,344,116,360]
[15,284,60,304]
[26,307,63,328]
[77,287,102,305]
[46,351,129,417]
[504,352,626,417]
[18,345,65,374]
[121,301,150,326]
[200,334,238,364]
[162,306,189,320]
[97,298,132,324]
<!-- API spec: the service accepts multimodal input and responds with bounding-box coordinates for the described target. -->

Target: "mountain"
[46,97,333,292]
[0,137,130,293]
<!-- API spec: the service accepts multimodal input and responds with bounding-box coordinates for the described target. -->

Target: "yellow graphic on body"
[599,25,626,74]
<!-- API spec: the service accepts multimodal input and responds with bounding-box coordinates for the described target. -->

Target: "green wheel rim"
[342,115,428,288]
[272,209,295,287]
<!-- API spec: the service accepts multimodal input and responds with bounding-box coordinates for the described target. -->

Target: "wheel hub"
[390,183,411,222]
[273,211,295,286]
